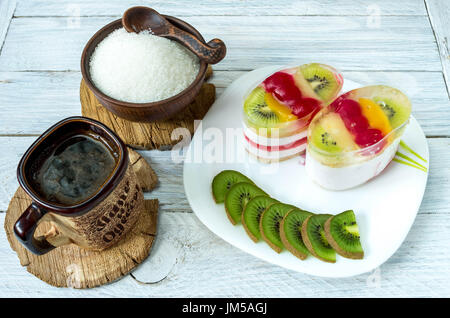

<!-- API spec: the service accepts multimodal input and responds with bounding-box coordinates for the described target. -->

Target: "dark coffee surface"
[33,135,116,205]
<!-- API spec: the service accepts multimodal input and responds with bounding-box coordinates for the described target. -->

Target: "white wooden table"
[0,0,449,297]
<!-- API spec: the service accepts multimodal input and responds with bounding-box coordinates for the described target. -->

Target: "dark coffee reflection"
[32,135,115,205]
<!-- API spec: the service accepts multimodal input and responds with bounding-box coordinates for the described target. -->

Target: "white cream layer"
[245,139,307,160]
[243,125,308,146]
[305,138,400,190]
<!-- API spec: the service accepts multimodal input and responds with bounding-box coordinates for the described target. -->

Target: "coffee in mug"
[32,135,116,206]
[14,117,144,255]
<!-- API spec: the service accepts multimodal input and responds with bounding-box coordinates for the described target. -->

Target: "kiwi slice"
[242,196,279,242]
[298,63,340,101]
[244,86,281,128]
[324,210,364,259]
[309,112,358,155]
[260,203,295,253]
[280,208,314,260]
[374,97,410,129]
[301,214,336,263]
[212,170,254,203]
[311,125,341,153]
[224,182,267,225]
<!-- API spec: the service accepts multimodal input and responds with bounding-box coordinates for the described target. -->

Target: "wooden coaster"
[81,66,216,150]
[4,149,159,289]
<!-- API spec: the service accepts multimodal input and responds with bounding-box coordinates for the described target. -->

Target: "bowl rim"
[80,16,208,109]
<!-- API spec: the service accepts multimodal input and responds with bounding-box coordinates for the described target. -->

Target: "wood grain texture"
[1,138,449,215]
[4,190,158,288]
[0,15,441,72]
[14,0,427,17]
[128,148,158,191]
[425,0,450,96]
[3,150,159,288]
[1,202,450,297]
[0,0,449,297]
[1,70,448,136]
[0,0,16,53]
[81,79,216,149]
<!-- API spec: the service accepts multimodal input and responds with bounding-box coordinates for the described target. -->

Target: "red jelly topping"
[334,97,385,151]
[262,72,320,118]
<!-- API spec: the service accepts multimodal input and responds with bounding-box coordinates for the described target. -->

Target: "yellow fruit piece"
[264,93,297,122]
[359,98,392,135]
[320,113,358,152]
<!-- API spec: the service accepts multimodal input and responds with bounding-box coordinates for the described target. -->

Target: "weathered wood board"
[1,70,449,137]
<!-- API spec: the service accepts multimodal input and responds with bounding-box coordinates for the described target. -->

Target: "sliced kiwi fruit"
[298,63,340,102]
[212,170,254,203]
[309,112,358,156]
[311,125,341,153]
[373,97,410,129]
[224,182,267,225]
[324,210,364,259]
[244,86,281,128]
[301,214,336,263]
[260,203,295,253]
[280,208,314,260]
[242,196,279,242]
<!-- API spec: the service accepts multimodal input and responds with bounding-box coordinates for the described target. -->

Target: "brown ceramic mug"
[14,116,144,255]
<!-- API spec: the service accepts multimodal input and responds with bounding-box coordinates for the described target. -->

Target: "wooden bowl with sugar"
[81,16,214,123]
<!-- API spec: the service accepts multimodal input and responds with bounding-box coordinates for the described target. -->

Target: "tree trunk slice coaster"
[3,150,159,289]
[81,66,216,150]
[128,148,158,191]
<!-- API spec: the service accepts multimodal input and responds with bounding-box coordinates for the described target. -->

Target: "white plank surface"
[0,0,16,52]
[1,212,449,297]
[425,0,450,95]
[0,0,449,297]
[15,0,427,17]
[0,70,449,136]
[0,15,441,72]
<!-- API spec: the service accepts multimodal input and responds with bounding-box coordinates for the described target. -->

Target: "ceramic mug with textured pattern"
[14,116,143,255]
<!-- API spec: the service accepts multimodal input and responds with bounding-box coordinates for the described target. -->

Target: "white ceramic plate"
[183,66,429,278]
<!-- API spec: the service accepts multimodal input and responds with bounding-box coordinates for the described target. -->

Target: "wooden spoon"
[122,6,226,64]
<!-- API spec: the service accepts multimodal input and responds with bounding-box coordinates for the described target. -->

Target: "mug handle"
[14,203,56,255]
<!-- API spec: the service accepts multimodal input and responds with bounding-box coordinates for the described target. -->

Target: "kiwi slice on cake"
[296,63,341,102]
[280,208,314,260]
[242,196,279,242]
[244,86,282,128]
[212,170,254,203]
[309,112,358,154]
[301,214,336,263]
[260,203,296,253]
[224,182,267,225]
[374,96,410,129]
[347,85,411,130]
[324,210,364,259]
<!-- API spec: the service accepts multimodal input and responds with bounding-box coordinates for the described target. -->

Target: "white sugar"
[89,28,200,103]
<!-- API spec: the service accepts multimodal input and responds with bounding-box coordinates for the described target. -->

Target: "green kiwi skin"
[212,170,254,203]
[301,214,336,263]
[259,203,296,253]
[244,86,281,128]
[280,209,314,260]
[299,63,339,102]
[373,96,410,129]
[224,182,267,225]
[324,212,364,260]
[242,196,278,243]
